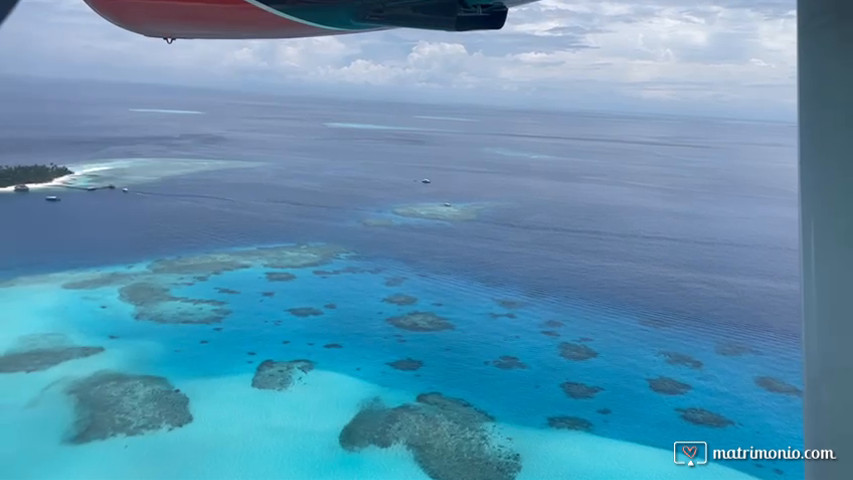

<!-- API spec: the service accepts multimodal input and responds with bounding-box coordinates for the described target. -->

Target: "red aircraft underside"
[83,0,335,39]
[82,0,526,40]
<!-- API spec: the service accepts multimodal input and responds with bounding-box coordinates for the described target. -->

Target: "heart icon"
[682,445,697,459]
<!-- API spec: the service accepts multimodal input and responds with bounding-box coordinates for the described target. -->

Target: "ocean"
[0,76,801,480]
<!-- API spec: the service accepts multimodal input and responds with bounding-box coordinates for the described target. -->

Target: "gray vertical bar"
[799,1,853,478]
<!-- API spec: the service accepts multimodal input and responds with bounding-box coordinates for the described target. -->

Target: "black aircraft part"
[0,0,20,28]
[360,0,508,31]
[255,0,507,32]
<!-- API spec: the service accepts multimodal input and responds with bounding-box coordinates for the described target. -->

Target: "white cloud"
[0,0,796,119]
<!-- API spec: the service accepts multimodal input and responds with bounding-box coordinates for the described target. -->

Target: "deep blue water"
[0,76,801,480]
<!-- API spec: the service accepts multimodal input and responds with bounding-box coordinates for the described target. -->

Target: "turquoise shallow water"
[0,243,801,480]
[0,78,802,479]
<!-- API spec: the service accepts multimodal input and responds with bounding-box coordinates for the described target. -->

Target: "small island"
[1,164,73,188]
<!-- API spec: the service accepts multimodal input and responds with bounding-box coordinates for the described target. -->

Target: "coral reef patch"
[387,358,423,371]
[647,377,692,395]
[675,408,734,428]
[559,342,598,361]
[491,356,528,370]
[547,416,593,432]
[251,359,315,391]
[560,382,604,399]
[659,351,703,369]
[340,393,521,480]
[387,312,454,332]
[64,371,192,444]
[755,376,802,397]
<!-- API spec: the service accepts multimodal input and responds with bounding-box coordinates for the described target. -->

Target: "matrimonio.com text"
[673,441,838,468]
[713,446,837,461]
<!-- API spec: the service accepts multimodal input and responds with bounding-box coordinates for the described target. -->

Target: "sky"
[0,0,796,119]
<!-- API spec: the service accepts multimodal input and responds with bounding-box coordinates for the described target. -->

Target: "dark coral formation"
[388,312,454,332]
[251,359,315,391]
[262,291,275,297]
[215,287,240,295]
[148,255,250,276]
[65,247,347,321]
[492,356,528,370]
[647,376,692,395]
[559,342,598,361]
[324,303,337,309]
[387,358,423,371]
[383,294,418,306]
[547,416,593,432]
[675,408,734,428]
[541,330,560,337]
[543,320,565,328]
[313,266,383,277]
[148,245,345,277]
[287,307,324,318]
[62,272,138,290]
[256,245,347,269]
[384,276,407,287]
[596,408,611,415]
[324,343,343,349]
[755,376,802,397]
[340,394,521,480]
[715,342,757,357]
[120,282,203,310]
[0,346,104,373]
[659,351,703,369]
[266,272,296,282]
[64,371,192,444]
[658,352,702,370]
[494,299,524,309]
[489,313,517,319]
[560,382,604,399]
[119,282,230,324]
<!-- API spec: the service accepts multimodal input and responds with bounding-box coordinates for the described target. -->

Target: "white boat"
[13,184,29,192]
[45,195,60,202]
[122,187,129,193]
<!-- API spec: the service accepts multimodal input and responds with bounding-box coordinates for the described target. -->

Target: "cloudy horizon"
[0,0,796,120]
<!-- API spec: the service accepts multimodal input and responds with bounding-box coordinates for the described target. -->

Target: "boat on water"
[13,184,29,192]
[86,186,96,191]
[45,196,60,202]
[122,187,129,193]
